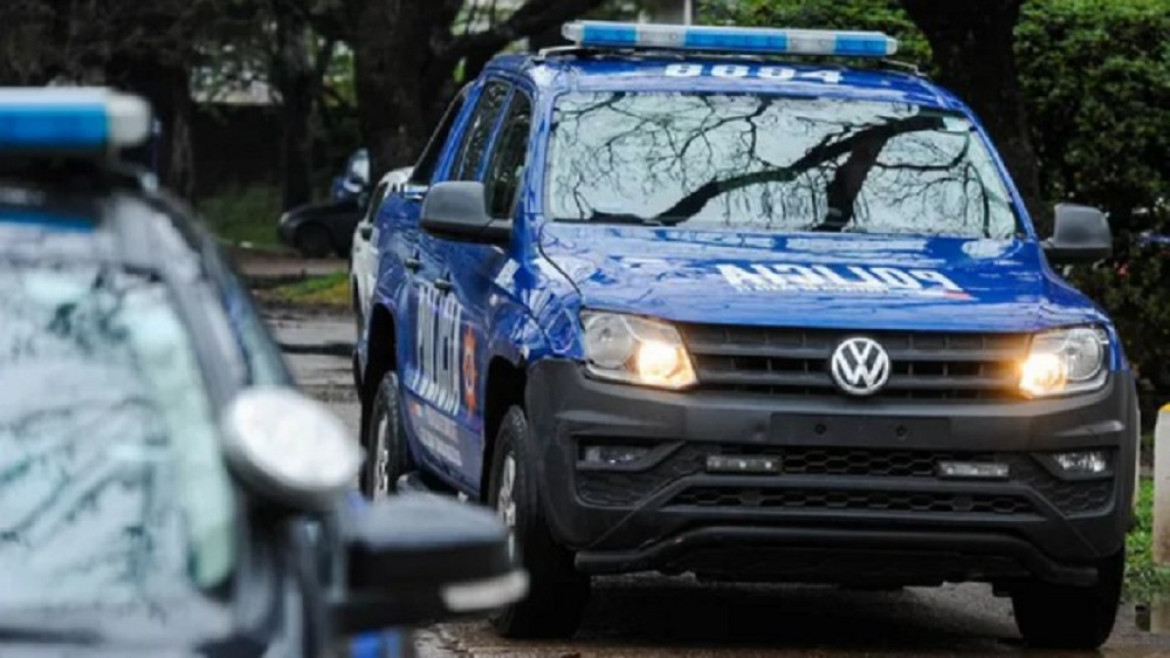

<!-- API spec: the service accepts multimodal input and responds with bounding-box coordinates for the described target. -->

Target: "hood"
[539,225,1103,332]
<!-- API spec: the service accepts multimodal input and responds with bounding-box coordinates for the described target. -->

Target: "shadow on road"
[428,575,1164,657]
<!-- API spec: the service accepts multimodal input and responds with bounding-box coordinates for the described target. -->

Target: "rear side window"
[411,87,470,186]
[484,92,532,219]
[451,81,511,181]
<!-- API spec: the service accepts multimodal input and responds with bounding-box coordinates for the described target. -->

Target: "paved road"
[267,308,1170,658]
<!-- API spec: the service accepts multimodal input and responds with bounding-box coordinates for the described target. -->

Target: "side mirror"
[221,387,362,513]
[420,181,512,245]
[1043,203,1112,264]
[332,494,527,632]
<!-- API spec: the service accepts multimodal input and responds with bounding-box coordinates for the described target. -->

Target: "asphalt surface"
[266,306,1170,658]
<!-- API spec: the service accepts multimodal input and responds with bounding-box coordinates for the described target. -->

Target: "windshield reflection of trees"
[548,92,1017,239]
[0,267,184,616]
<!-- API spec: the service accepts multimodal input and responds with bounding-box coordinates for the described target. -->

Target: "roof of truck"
[485,52,962,111]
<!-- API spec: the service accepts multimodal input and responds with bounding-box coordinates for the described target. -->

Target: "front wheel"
[487,406,590,638]
[1011,547,1124,649]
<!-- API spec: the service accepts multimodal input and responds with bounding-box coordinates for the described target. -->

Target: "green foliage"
[1069,240,1170,413]
[1126,478,1170,601]
[265,271,350,308]
[198,185,285,250]
[1017,0,1170,224]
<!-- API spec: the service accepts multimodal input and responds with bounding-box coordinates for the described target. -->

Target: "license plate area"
[770,414,952,447]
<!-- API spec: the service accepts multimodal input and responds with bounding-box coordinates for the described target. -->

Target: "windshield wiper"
[562,211,665,227]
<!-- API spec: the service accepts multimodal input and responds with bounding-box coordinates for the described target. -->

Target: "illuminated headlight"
[581,311,697,390]
[1018,326,1109,398]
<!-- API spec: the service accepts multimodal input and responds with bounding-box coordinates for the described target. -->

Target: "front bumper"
[525,360,1138,586]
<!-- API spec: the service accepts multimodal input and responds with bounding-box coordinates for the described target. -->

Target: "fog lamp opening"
[937,461,1010,480]
[581,444,651,467]
[1051,450,1110,476]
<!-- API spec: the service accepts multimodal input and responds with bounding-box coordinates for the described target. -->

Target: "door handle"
[404,255,422,272]
[433,277,453,293]
[359,225,373,240]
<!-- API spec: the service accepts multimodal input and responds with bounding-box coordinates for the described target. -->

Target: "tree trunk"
[900,0,1048,234]
[106,56,196,199]
[273,10,317,210]
[347,0,462,179]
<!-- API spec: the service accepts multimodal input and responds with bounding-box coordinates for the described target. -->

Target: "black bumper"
[525,360,1138,586]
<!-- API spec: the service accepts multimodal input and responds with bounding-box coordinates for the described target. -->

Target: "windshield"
[546,92,1018,239]
[0,263,237,633]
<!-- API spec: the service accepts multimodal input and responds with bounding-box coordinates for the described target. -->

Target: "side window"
[452,81,510,181]
[483,93,533,219]
[410,86,470,186]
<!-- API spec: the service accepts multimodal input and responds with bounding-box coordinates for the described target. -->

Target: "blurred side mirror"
[1043,203,1112,264]
[331,494,526,633]
[222,387,361,513]
[420,181,511,245]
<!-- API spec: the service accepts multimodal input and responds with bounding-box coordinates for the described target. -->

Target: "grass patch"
[198,185,284,250]
[1126,477,1170,601]
[264,271,350,309]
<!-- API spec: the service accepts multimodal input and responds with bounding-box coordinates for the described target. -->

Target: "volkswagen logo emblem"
[829,337,891,396]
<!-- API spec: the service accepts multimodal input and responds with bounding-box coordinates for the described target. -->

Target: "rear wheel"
[295,224,332,258]
[1011,548,1124,649]
[488,406,589,638]
[360,371,410,499]
[351,281,364,342]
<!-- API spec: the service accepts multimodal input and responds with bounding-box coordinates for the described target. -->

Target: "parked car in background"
[352,166,414,338]
[0,88,525,656]
[278,195,365,258]
[278,149,373,258]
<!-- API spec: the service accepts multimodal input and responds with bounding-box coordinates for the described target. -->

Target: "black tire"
[1011,547,1125,649]
[360,370,410,499]
[487,406,590,638]
[295,224,333,259]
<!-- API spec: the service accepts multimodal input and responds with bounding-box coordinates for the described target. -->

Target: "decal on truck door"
[413,284,464,415]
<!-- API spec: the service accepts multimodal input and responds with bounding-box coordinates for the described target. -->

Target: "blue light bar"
[0,88,152,154]
[562,21,898,58]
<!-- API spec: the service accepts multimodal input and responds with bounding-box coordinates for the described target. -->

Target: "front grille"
[668,487,1035,515]
[576,443,1114,516]
[680,325,1029,400]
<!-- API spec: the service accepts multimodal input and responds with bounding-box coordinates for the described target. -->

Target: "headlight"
[1019,326,1109,398]
[581,311,697,390]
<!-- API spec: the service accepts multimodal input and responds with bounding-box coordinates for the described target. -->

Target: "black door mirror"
[1043,203,1112,264]
[420,181,512,244]
[331,493,526,633]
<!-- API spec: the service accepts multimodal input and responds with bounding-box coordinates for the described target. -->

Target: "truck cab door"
[441,89,533,496]
[402,80,511,490]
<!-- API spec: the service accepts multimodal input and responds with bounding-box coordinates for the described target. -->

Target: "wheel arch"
[480,354,527,502]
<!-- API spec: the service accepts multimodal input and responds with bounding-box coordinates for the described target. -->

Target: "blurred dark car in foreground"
[0,88,524,657]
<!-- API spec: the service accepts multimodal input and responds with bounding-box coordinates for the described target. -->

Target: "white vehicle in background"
[351,166,413,337]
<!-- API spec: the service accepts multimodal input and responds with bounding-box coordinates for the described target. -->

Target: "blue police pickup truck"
[356,22,1138,649]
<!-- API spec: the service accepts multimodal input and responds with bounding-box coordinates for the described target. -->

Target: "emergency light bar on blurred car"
[561,21,898,57]
[0,88,151,154]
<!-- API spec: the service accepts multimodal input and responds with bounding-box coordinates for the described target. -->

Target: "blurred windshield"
[546,92,1018,239]
[0,264,237,622]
